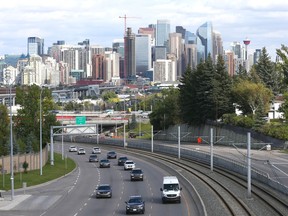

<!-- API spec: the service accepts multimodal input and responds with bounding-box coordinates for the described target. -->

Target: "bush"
[23,161,29,173]
[222,114,254,128]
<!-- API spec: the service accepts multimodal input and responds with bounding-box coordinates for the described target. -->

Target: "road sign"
[76,116,86,125]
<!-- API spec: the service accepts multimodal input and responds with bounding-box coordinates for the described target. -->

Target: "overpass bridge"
[0,84,121,106]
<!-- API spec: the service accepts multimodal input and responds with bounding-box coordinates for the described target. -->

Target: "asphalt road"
[0,142,198,216]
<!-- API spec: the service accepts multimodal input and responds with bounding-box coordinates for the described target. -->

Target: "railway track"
[110,145,288,216]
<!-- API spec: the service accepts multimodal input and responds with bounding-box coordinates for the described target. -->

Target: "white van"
[160,176,182,203]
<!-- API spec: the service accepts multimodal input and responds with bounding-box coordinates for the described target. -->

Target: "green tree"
[15,84,58,151]
[236,63,248,79]
[276,44,288,92]
[196,54,215,122]
[213,55,234,119]
[63,101,83,111]
[232,79,273,116]
[254,47,280,94]
[179,55,234,125]
[149,88,180,130]
[278,92,288,120]
[0,104,10,156]
[101,91,117,101]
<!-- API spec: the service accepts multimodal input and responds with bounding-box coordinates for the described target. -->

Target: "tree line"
[150,45,288,140]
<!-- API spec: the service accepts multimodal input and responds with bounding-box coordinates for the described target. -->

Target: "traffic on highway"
[0,142,196,216]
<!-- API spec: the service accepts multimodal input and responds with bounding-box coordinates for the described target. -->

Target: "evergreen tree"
[254,47,279,94]
[195,54,215,122]
[276,44,288,90]
[179,65,198,124]
[214,55,234,119]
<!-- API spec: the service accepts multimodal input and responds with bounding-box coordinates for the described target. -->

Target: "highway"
[0,142,198,216]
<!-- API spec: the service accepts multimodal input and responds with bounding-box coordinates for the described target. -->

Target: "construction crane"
[119,14,141,36]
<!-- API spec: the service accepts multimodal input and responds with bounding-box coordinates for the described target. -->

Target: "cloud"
[0,0,287,58]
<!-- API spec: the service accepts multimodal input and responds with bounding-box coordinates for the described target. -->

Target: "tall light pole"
[39,88,43,176]
[7,70,14,200]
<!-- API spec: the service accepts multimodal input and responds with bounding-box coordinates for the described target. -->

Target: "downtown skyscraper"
[124,27,136,82]
[156,20,170,47]
[27,37,44,56]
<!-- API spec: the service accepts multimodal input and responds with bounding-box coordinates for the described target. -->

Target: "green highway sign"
[76,116,86,125]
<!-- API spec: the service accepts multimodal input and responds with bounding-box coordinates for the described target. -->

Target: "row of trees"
[150,45,288,137]
[0,85,59,156]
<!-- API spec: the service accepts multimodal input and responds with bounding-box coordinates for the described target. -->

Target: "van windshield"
[164,183,179,191]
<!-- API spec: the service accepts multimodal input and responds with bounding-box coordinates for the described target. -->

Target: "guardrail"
[57,136,288,196]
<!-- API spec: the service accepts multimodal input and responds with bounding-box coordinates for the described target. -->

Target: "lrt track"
[109,145,288,216]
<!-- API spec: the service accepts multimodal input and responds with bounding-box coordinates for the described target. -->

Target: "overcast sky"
[0,0,287,60]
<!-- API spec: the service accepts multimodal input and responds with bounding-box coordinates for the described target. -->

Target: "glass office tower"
[156,20,170,47]
[196,22,213,60]
[27,37,44,56]
[135,34,151,74]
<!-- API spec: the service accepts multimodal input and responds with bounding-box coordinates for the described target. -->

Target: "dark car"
[96,184,112,198]
[107,151,117,159]
[118,156,128,166]
[89,154,98,162]
[99,159,110,168]
[130,168,144,181]
[125,195,145,214]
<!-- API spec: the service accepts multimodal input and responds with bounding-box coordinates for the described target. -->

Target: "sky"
[0,0,287,60]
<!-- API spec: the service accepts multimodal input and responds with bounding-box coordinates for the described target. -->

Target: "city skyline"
[0,0,287,60]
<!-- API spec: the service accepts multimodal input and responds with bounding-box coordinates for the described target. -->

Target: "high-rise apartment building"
[105,51,120,83]
[92,54,105,80]
[231,41,242,59]
[138,27,155,45]
[254,49,261,64]
[224,51,235,76]
[196,22,214,61]
[153,59,176,82]
[184,44,197,69]
[27,37,44,56]
[112,39,124,78]
[135,34,152,74]
[169,32,183,78]
[156,20,170,47]
[213,31,223,59]
[124,27,136,82]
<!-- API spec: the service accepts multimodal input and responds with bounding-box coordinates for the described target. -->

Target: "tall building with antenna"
[243,38,251,60]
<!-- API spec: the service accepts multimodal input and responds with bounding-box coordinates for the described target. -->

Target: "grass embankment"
[0,153,76,191]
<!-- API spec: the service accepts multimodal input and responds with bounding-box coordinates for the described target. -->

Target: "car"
[69,146,77,152]
[92,147,101,154]
[78,148,86,155]
[124,160,136,170]
[96,184,112,198]
[118,156,129,166]
[130,168,144,181]
[107,151,117,159]
[125,195,145,214]
[89,154,98,162]
[99,159,110,168]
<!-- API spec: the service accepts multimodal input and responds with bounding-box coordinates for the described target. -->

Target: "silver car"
[96,184,112,198]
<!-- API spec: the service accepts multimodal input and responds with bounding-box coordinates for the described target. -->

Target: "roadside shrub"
[23,161,29,173]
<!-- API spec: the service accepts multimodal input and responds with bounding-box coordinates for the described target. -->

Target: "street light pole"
[39,88,43,176]
[9,79,14,200]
